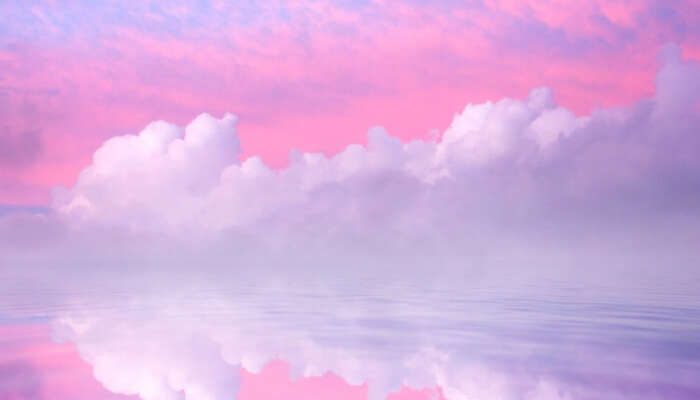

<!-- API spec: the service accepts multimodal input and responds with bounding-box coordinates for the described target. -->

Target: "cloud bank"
[51,46,698,233]
[1,46,699,400]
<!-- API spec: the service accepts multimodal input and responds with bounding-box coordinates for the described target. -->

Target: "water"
[2,270,699,400]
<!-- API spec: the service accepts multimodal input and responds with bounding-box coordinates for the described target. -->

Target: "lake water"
[2,269,699,400]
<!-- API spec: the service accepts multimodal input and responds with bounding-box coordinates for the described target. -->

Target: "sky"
[1,1,700,400]
[1,0,699,206]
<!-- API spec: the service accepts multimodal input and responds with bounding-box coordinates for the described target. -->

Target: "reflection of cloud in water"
[38,277,698,400]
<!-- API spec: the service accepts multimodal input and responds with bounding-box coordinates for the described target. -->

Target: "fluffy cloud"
[51,47,699,238]
[1,47,699,400]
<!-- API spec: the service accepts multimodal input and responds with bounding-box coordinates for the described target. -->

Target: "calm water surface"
[1,271,700,399]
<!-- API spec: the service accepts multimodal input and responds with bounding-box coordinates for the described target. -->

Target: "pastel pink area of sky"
[1,0,699,205]
[0,324,441,400]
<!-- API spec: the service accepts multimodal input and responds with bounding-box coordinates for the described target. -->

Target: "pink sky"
[1,0,698,205]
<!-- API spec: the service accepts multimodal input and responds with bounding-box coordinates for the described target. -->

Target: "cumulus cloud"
[1,47,699,400]
[50,47,699,238]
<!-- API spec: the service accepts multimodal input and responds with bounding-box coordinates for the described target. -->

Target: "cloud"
[52,112,239,229]
[1,47,699,400]
[51,45,699,237]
